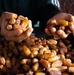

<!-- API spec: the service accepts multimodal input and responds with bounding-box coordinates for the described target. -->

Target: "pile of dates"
[0,35,74,75]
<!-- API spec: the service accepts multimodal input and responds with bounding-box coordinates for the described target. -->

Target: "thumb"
[1,12,17,20]
[65,14,74,22]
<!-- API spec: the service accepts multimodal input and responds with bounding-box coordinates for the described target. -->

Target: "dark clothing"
[0,0,73,46]
[0,0,61,38]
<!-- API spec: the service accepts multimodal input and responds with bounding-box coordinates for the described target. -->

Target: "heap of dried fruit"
[0,35,74,75]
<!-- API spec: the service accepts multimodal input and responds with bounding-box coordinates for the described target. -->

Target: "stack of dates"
[0,12,74,75]
[0,35,74,75]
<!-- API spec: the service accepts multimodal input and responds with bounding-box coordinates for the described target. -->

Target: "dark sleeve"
[0,0,4,16]
[67,34,74,47]
[35,4,62,29]
[0,0,2,16]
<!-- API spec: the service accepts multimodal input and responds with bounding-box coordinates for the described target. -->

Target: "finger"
[25,27,33,38]
[15,27,33,42]
[48,13,74,22]
[2,12,17,20]
[45,28,52,36]
[50,27,59,38]
[28,20,32,28]
[18,15,28,20]
[69,24,74,33]
[47,19,57,27]
[13,24,27,32]
[57,30,69,38]
[1,19,23,37]
[5,27,33,42]
[68,22,74,33]
[14,29,23,36]
[65,29,71,34]
[13,19,31,32]
[65,14,74,22]
[48,13,66,22]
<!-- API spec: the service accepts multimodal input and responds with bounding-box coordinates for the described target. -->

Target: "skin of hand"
[0,12,33,42]
[45,13,74,39]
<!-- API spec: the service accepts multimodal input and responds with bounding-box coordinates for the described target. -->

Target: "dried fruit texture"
[52,19,74,38]
[7,15,29,31]
[0,12,33,42]
[48,68,62,75]
[0,56,5,65]
[5,14,29,38]
[57,20,68,26]
[0,35,74,75]
[57,20,74,33]
[35,72,46,75]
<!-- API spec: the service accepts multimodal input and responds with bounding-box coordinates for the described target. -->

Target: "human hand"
[0,12,33,42]
[45,13,74,39]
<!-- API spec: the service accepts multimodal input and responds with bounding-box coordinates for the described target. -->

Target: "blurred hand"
[45,13,74,39]
[0,12,33,42]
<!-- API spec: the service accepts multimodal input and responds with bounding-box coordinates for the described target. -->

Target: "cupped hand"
[0,12,33,42]
[45,13,74,39]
